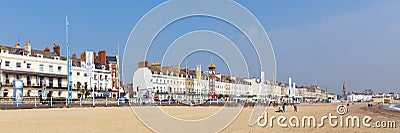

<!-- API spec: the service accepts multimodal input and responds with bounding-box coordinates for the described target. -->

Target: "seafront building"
[132,60,330,103]
[0,41,121,99]
[296,85,328,102]
[345,89,398,104]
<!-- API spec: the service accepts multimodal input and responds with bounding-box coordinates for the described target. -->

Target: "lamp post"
[92,76,95,107]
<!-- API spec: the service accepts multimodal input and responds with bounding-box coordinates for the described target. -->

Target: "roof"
[208,58,215,68]
[32,49,59,59]
[71,59,81,67]
[0,44,66,60]
[106,56,117,64]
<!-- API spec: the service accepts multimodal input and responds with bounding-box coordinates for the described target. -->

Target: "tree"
[76,82,82,98]
[79,88,92,99]
[84,90,91,99]
[76,82,81,90]
[218,94,224,99]
[79,89,85,98]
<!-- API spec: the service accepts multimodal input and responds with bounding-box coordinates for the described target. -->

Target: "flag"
[196,64,201,82]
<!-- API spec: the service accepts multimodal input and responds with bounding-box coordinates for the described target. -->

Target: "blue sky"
[0,0,399,94]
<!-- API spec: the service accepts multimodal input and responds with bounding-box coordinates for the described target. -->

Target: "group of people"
[367,102,373,108]
[275,102,297,112]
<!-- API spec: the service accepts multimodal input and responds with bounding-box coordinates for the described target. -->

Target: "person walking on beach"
[282,102,286,112]
[293,105,298,112]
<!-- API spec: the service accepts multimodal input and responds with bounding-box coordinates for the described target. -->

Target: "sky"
[0,0,399,94]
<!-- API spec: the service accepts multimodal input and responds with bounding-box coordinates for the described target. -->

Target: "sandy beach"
[0,103,399,133]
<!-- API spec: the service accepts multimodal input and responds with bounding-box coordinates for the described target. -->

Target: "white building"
[347,93,373,102]
[131,61,330,103]
[91,62,112,97]
[0,43,71,98]
[151,71,188,100]
[0,42,114,99]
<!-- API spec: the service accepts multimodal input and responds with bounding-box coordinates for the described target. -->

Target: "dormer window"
[37,54,43,58]
[23,52,29,56]
[54,57,60,60]
[1,49,8,53]
[81,62,85,68]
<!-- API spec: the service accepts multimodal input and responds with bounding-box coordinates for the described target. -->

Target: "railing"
[0,97,130,109]
[0,96,276,109]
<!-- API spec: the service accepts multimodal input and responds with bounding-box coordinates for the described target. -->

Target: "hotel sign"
[13,79,24,104]
[85,51,94,76]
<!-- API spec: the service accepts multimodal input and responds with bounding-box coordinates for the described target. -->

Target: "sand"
[0,103,399,133]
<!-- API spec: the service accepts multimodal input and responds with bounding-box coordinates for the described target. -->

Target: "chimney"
[94,52,100,63]
[80,52,86,62]
[53,43,60,56]
[44,46,50,52]
[72,53,77,59]
[14,43,20,48]
[138,61,149,68]
[98,50,107,65]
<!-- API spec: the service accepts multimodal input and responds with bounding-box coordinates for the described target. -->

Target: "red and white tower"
[208,58,216,99]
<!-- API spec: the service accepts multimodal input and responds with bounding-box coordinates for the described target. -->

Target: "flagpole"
[66,15,72,104]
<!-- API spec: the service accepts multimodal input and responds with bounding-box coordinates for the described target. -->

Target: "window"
[27,63,31,69]
[16,62,21,68]
[49,78,53,88]
[39,64,44,71]
[39,76,45,87]
[49,65,53,72]
[16,74,20,80]
[77,72,80,76]
[100,75,103,80]
[5,74,9,84]
[105,75,108,81]
[37,54,43,58]
[27,75,31,86]
[58,66,62,72]
[58,77,62,87]
[5,61,10,67]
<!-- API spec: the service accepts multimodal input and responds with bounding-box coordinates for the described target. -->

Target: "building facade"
[132,60,330,103]
[0,42,120,99]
